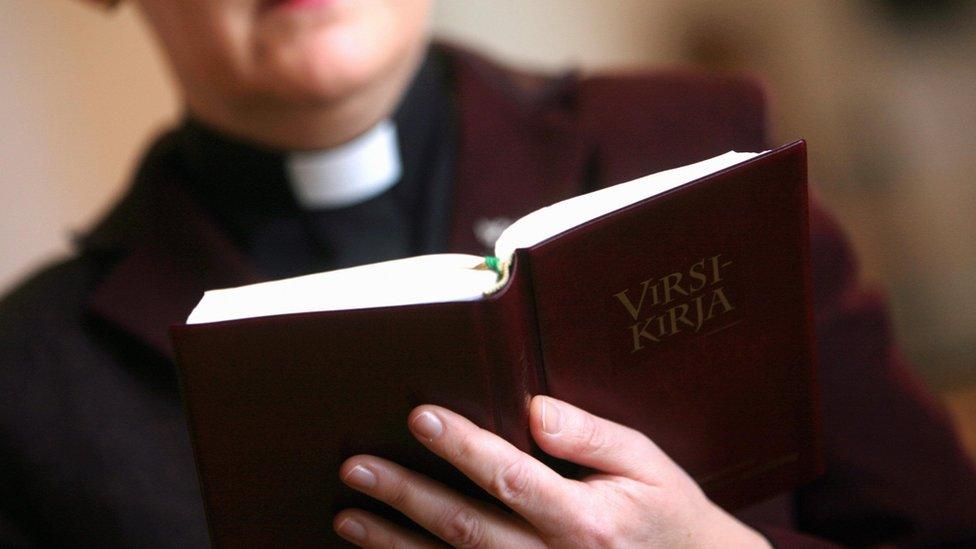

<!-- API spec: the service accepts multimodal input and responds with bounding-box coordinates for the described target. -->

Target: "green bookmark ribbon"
[484,256,502,276]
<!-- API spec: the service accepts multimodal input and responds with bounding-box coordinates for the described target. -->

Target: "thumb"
[529,395,668,482]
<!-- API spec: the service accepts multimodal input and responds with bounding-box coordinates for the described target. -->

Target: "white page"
[187,254,494,324]
[186,150,765,324]
[493,151,761,261]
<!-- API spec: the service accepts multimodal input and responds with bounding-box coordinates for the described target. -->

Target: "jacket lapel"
[445,45,590,254]
[85,137,261,358]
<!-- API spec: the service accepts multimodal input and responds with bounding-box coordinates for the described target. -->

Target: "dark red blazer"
[0,45,973,547]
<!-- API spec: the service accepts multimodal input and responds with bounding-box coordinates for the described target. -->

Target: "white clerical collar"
[285,120,402,209]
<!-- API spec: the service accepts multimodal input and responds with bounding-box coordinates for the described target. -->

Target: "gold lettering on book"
[613,254,735,352]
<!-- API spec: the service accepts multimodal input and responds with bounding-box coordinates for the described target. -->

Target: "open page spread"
[186,150,764,324]
[492,151,761,261]
[186,254,494,324]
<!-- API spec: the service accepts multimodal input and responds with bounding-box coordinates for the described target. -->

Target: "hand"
[334,395,770,548]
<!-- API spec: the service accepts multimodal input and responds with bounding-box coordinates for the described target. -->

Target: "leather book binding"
[171,141,820,547]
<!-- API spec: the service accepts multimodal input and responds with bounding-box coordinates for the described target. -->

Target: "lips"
[261,0,338,12]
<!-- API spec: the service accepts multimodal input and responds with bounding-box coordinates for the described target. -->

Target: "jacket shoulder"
[0,256,101,332]
[578,68,767,117]
[443,41,769,186]
[0,255,110,372]
[577,69,769,184]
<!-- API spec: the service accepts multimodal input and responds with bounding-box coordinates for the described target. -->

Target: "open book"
[172,141,820,547]
[187,150,761,324]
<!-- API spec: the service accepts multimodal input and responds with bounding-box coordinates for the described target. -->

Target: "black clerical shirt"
[175,47,458,279]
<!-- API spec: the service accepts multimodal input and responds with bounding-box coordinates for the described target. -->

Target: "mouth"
[260,0,339,13]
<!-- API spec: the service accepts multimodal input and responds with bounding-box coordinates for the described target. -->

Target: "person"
[1,0,974,546]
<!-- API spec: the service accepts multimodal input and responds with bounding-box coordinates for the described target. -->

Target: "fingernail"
[336,517,367,542]
[541,397,562,435]
[343,465,376,489]
[410,411,444,440]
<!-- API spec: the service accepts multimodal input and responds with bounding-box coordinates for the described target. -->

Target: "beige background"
[3,1,975,442]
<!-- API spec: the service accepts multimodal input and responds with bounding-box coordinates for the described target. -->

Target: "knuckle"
[434,506,488,548]
[491,459,533,505]
[628,426,655,452]
[386,476,412,509]
[576,415,608,455]
[389,538,411,549]
[450,432,478,462]
[574,515,616,548]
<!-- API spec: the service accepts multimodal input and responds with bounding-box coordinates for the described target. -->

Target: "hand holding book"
[172,142,818,545]
[334,395,770,548]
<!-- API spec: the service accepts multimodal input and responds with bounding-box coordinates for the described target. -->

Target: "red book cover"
[171,141,819,547]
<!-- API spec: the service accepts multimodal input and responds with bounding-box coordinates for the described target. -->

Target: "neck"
[184,42,426,152]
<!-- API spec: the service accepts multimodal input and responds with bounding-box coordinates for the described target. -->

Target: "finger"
[340,456,545,548]
[529,395,669,483]
[334,509,443,549]
[406,405,582,537]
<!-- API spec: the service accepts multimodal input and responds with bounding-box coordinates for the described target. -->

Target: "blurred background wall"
[3,0,974,449]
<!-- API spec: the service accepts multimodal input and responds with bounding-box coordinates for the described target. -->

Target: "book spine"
[169,327,222,548]
[480,250,547,454]
[793,144,824,480]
